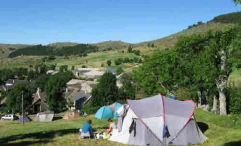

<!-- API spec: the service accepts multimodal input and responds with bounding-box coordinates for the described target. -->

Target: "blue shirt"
[82,123,93,134]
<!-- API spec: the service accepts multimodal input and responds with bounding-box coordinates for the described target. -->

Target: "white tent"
[109,94,207,146]
[34,111,54,122]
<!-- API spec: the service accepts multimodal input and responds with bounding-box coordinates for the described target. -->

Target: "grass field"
[45,50,140,69]
[0,109,241,146]
[229,68,241,85]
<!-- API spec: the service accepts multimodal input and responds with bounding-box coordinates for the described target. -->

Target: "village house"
[65,79,96,110]
[31,88,49,114]
[66,79,97,93]
[73,68,104,79]
[65,90,91,110]
[0,79,35,92]
[105,68,116,75]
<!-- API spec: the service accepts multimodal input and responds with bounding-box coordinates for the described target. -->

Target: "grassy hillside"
[93,41,131,50]
[136,22,235,50]
[135,11,241,50]
[0,44,32,59]
[47,42,79,48]
[210,11,241,24]
[0,109,241,146]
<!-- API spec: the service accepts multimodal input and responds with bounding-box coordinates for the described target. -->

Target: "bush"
[116,68,124,76]
[174,87,191,101]
[82,104,100,114]
[227,84,241,114]
[132,50,140,56]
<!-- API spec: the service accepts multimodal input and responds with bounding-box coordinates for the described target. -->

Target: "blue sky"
[0,0,239,45]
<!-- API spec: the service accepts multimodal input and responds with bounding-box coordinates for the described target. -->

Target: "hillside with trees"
[0,44,32,59]
[93,40,131,50]
[135,12,241,50]
[8,44,99,58]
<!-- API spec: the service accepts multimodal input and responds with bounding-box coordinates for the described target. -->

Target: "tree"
[45,71,74,112]
[0,69,14,82]
[71,66,75,70]
[90,72,119,107]
[127,46,133,53]
[115,59,122,66]
[134,50,180,96]
[36,74,50,91]
[27,70,35,80]
[67,98,74,110]
[234,0,241,5]
[116,68,124,76]
[134,27,241,115]
[107,60,112,66]
[119,73,136,100]
[59,65,68,72]
[133,50,140,56]
[50,64,56,70]
[13,68,28,80]
[6,83,34,113]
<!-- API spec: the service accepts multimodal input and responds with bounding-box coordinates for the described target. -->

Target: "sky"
[0,0,240,45]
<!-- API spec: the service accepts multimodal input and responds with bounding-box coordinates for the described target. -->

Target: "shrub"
[227,84,241,114]
[174,87,191,101]
[82,104,100,114]
[116,68,124,75]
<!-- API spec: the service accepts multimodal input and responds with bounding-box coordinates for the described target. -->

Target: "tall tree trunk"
[216,49,228,116]
[212,95,218,114]
[197,90,202,107]
[219,91,227,115]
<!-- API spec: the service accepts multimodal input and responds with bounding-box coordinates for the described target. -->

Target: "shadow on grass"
[53,117,63,121]
[197,122,209,133]
[3,140,50,146]
[0,128,78,146]
[223,141,241,146]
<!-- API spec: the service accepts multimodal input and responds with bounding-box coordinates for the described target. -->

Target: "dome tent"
[95,106,113,119]
[109,102,123,118]
[109,94,207,146]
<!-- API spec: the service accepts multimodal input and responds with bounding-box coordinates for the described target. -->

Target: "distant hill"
[8,44,99,58]
[136,22,235,50]
[93,41,131,50]
[1,11,240,59]
[210,11,241,24]
[47,42,79,48]
[136,12,241,49]
[0,44,32,59]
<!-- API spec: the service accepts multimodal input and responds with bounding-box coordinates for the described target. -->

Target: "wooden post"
[22,91,24,126]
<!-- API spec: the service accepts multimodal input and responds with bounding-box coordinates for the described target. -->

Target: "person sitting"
[107,118,116,135]
[80,120,93,139]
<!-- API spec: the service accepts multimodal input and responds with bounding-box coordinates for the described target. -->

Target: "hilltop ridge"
[1,11,240,59]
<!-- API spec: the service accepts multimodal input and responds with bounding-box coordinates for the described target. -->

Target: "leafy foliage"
[59,65,68,72]
[227,83,241,114]
[9,44,99,58]
[107,60,112,66]
[210,12,241,24]
[35,74,51,91]
[134,26,241,115]
[118,73,136,100]
[116,68,124,76]
[90,72,119,107]
[6,83,35,113]
[45,71,74,112]
[234,0,241,5]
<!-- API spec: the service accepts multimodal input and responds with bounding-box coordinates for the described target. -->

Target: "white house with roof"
[66,79,97,94]
[73,68,104,79]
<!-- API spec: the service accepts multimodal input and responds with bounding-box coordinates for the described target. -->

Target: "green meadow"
[0,109,241,146]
